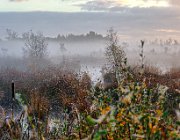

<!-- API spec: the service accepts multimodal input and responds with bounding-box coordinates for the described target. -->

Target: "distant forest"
[3,29,180,45]
[53,31,106,42]
[5,29,106,42]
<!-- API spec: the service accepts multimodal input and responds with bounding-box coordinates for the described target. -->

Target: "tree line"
[5,29,106,42]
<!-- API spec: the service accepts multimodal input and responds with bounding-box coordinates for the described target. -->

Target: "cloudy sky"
[0,0,179,12]
[0,0,179,40]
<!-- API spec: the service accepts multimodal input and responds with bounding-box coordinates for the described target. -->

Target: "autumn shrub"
[0,66,92,113]
[70,80,180,139]
[0,66,92,139]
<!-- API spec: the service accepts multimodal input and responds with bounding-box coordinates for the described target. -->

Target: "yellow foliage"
[101,106,111,115]
[156,109,163,117]
[121,93,132,104]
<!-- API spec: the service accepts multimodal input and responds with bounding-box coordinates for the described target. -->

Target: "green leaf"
[139,114,149,122]
[162,110,168,118]
[93,130,107,140]
[86,115,97,125]
[93,132,101,140]
[176,121,180,126]
[98,130,107,135]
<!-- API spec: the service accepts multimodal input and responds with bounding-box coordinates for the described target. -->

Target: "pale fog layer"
[0,39,180,82]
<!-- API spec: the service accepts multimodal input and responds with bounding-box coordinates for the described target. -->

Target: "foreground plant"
[77,80,180,140]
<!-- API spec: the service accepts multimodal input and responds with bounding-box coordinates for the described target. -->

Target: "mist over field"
[0,38,180,78]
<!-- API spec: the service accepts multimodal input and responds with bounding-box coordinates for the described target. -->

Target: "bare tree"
[6,29,18,40]
[22,31,48,71]
[105,28,127,84]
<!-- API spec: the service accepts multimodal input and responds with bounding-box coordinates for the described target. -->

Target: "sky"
[0,0,179,12]
[0,0,179,40]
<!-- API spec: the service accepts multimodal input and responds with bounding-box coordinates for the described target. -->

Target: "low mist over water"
[0,35,180,79]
